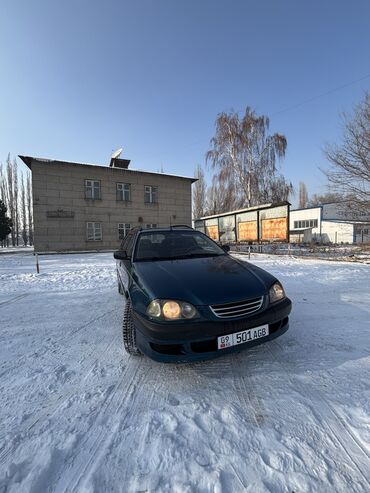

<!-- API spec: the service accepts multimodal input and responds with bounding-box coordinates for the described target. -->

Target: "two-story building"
[20,154,196,252]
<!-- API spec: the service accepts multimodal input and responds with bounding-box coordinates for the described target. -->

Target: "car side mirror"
[222,245,230,252]
[114,250,128,260]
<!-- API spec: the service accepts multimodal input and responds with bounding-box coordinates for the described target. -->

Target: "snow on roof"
[323,219,370,225]
[198,201,290,220]
[18,155,197,183]
[290,205,323,212]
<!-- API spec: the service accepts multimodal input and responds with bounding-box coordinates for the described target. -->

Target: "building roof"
[291,201,368,212]
[290,205,322,212]
[18,155,197,183]
[323,219,370,225]
[197,201,290,221]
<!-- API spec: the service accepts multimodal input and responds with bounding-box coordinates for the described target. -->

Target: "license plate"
[217,324,269,350]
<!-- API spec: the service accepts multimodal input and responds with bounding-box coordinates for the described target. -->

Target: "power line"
[271,73,370,117]
[151,72,370,163]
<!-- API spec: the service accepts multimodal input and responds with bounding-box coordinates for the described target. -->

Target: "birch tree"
[206,107,292,208]
[206,176,236,215]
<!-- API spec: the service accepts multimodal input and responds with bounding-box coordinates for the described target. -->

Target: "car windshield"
[134,230,226,261]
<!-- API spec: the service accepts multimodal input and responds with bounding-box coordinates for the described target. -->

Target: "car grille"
[210,296,264,319]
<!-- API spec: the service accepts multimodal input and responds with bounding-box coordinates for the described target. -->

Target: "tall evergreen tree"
[192,165,207,219]
[299,182,308,208]
[0,199,12,244]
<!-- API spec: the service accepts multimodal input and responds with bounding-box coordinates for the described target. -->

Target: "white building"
[290,203,370,244]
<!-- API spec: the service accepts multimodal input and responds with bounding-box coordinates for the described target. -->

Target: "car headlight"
[146,300,161,318]
[163,301,181,319]
[269,282,285,303]
[146,299,198,320]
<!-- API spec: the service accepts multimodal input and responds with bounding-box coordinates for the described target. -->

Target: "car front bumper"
[133,297,292,362]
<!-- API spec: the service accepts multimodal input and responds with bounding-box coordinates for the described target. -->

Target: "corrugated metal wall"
[195,203,290,243]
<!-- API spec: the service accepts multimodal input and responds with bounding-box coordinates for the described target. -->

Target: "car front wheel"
[122,299,142,356]
[117,272,124,295]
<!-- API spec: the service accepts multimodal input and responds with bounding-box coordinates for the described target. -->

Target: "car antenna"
[169,215,172,229]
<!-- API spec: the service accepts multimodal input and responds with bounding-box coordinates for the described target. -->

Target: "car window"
[120,232,131,251]
[120,230,135,255]
[120,237,127,251]
[125,232,136,257]
[194,234,220,251]
[134,230,225,261]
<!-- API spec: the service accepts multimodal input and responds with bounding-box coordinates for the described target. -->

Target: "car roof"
[138,225,194,233]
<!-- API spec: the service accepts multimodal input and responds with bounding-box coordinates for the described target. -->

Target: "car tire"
[122,299,142,356]
[117,273,124,295]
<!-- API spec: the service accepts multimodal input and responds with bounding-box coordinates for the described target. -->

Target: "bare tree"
[205,175,236,216]
[206,107,292,208]
[307,192,343,208]
[26,172,33,246]
[0,163,9,210]
[324,92,370,215]
[0,156,33,247]
[192,165,207,219]
[6,155,16,245]
[299,182,308,208]
[13,158,19,245]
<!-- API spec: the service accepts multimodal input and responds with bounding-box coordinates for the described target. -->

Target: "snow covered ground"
[0,252,369,493]
[0,246,34,255]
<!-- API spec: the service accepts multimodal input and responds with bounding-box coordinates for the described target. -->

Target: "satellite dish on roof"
[111,148,123,160]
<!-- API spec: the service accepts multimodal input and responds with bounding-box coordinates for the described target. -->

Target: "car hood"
[133,255,276,305]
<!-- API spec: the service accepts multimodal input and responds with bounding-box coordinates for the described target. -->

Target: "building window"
[116,183,131,201]
[146,223,157,229]
[85,180,101,199]
[294,219,318,229]
[87,222,102,241]
[118,223,131,239]
[144,185,158,204]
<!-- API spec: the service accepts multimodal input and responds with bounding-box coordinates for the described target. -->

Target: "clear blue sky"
[1,0,369,205]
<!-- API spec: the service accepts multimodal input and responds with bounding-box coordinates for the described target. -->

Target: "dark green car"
[114,226,291,362]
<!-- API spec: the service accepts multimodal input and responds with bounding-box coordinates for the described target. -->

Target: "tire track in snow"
[188,355,258,425]
[0,311,121,465]
[101,356,247,492]
[0,307,116,379]
[70,358,166,492]
[267,340,370,491]
[0,293,30,308]
[27,331,121,431]
[271,339,370,466]
[52,358,150,493]
[0,304,122,458]
[231,349,268,428]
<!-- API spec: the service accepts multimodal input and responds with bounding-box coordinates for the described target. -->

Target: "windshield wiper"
[168,252,224,260]
[135,252,224,261]
[135,256,176,262]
